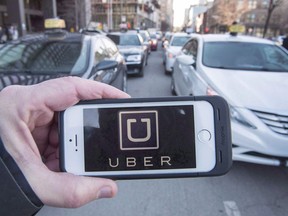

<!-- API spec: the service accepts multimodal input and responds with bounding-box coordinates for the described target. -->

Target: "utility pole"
[103,0,113,31]
[75,0,79,31]
[52,0,57,17]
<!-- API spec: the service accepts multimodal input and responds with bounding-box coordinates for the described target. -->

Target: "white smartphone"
[60,96,232,179]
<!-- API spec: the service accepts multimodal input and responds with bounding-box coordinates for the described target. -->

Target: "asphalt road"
[38,45,288,216]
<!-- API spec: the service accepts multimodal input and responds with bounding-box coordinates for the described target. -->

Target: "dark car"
[139,30,152,54]
[107,32,148,77]
[0,29,127,91]
[150,34,158,51]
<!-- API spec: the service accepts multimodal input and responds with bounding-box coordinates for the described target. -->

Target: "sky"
[173,0,199,27]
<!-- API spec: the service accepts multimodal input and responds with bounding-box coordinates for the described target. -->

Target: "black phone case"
[59,96,232,179]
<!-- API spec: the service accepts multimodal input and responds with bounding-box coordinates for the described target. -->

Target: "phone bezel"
[62,100,216,177]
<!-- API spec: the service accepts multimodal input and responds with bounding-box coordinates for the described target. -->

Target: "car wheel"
[138,65,144,77]
[164,62,170,74]
[171,77,176,95]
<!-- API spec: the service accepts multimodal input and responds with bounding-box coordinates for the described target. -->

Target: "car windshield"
[0,36,90,74]
[171,36,191,46]
[140,33,148,41]
[118,35,141,46]
[203,42,288,72]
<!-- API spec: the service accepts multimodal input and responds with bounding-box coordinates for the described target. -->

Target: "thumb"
[33,170,118,208]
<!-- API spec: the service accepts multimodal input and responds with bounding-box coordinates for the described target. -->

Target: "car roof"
[196,34,275,45]
[171,32,192,37]
[18,30,93,43]
[108,31,139,35]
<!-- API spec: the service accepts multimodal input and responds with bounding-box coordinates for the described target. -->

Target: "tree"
[207,0,249,33]
[262,0,283,38]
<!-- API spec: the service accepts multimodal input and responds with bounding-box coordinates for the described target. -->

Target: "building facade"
[0,0,45,36]
[0,0,164,39]
[91,0,162,31]
[159,0,173,32]
[206,0,288,37]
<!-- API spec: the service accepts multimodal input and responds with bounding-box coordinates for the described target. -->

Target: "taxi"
[0,19,127,91]
[171,26,288,166]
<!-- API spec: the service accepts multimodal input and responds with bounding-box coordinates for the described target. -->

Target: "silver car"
[163,32,193,74]
[172,34,288,166]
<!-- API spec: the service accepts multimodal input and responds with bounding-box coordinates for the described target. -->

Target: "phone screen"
[83,105,196,172]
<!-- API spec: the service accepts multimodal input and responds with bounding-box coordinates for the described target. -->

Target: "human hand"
[0,77,130,208]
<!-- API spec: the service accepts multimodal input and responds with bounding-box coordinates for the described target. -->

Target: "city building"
[91,0,162,31]
[0,0,83,36]
[0,0,163,39]
[159,0,173,32]
[205,0,288,37]
[0,0,46,36]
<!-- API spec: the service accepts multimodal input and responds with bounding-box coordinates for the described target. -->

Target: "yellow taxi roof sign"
[229,24,245,33]
[45,18,66,29]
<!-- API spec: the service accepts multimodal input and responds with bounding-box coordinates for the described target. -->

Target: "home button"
[197,129,211,143]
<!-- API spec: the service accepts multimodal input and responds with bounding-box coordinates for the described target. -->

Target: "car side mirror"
[163,40,169,48]
[176,55,196,66]
[94,60,118,71]
[143,41,149,46]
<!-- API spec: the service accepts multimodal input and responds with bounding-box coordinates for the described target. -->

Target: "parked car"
[163,32,193,74]
[172,33,288,166]
[0,21,127,91]
[162,31,173,47]
[107,31,148,77]
[139,30,152,54]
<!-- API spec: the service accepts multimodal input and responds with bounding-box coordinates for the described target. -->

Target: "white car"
[172,34,288,166]
[163,32,193,74]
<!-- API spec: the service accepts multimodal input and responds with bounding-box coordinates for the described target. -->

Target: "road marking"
[224,201,241,216]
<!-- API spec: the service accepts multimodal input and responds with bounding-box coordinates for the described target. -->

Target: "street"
[38,45,288,216]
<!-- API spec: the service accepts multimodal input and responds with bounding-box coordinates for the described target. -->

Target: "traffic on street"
[37,42,288,216]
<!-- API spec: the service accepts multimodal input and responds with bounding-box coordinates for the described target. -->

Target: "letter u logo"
[127,118,151,142]
[119,110,159,150]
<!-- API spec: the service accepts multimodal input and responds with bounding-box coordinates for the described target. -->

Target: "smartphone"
[60,96,232,179]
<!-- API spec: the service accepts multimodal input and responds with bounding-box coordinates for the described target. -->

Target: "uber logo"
[119,110,159,150]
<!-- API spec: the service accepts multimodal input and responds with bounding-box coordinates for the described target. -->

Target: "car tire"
[138,65,144,77]
[171,78,176,95]
[164,62,170,74]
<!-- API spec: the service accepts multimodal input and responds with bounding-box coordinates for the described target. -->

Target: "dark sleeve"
[0,139,43,216]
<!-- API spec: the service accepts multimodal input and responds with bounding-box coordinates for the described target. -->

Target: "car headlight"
[206,87,256,129]
[126,55,141,62]
[230,106,257,129]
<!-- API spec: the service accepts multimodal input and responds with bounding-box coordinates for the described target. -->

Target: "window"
[94,39,108,65]
[182,39,198,59]
[202,42,288,72]
[102,37,118,57]
[237,0,244,10]
[119,35,141,46]
[0,39,88,74]
[248,0,257,9]
[170,36,191,47]
[247,13,256,23]
[262,0,268,8]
